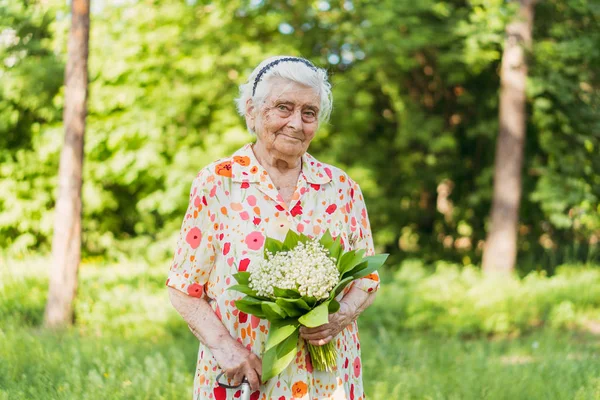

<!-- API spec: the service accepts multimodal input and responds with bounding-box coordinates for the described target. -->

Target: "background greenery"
[1,0,598,271]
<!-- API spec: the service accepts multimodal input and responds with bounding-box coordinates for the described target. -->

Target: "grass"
[1,258,600,399]
[0,326,194,400]
[360,329,600,399]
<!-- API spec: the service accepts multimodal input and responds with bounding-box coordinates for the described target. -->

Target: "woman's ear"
[245,99,256,132]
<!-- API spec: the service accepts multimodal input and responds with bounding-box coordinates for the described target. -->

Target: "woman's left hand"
[299,302,356,346]
[299,285,377,346]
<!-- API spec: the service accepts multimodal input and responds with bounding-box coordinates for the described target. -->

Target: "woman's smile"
[279,133,303,142]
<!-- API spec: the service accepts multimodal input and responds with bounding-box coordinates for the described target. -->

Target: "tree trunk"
[44,0,90,328]
[482,0,535,274]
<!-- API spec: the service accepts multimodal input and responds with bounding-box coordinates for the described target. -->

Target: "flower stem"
[307,342,337,371]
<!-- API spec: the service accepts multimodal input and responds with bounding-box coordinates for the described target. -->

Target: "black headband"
[251,57,318,97]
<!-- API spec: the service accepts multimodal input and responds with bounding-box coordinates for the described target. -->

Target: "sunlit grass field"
[1,258,599,400]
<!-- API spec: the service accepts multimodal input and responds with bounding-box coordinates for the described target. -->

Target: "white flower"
[248,239,340,299]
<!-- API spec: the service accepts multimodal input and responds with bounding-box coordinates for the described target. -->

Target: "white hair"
[234,56,333,135]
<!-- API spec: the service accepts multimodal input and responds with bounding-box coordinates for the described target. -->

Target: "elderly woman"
[167,56,380,400]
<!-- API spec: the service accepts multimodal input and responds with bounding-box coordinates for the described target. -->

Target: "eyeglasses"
[271,103,318,123]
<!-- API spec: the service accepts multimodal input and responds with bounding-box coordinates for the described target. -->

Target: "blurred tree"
[482,0,536,274]
[44,0,90,327]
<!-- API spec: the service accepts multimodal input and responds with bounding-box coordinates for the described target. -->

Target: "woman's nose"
[287,109,304,129]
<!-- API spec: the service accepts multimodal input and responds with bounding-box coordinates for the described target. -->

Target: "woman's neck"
[251,141,302,174]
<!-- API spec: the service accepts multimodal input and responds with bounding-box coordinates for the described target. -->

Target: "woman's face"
[248,78,321,159]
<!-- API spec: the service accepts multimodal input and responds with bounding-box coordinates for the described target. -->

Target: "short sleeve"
[166,171,216,299]
[348,180,380,293]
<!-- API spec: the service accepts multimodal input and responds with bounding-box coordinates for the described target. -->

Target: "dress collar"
[231,143,332,185]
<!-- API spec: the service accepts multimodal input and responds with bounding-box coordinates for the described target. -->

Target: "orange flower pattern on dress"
[215,161,232,177]
[364,272,380,282]
[166,143,379,400]
[233,155,251,166]
[292,381,308,398]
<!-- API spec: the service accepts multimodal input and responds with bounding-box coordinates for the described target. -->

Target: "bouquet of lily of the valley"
[228,229,388,382]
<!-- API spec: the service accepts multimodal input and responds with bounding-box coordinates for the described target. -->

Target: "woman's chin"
[275,140,306,157]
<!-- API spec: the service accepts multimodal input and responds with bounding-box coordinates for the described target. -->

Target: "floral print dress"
[166,143,380,400]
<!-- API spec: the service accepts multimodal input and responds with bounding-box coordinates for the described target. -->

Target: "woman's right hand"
[168,289,263,391]
[210,339,263,391]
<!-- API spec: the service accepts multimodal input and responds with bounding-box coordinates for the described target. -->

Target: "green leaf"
[227,284,267,299]
[319,229,343,260]
[275,298,306,317]
[283,229,301,250]
[340,260,368,281]
[319,229,335,249]
[264,319,300,352]
[264,237,284,256]
[235,296,264,306]
[330,276,356,299]
[337,248,366,274]
[261,328,299,382]
[329,237,343,260]
[232,272,250,285]
[261,347,277,383]
[273,287,301,298]
[298,301,330,328]
[297,232,311,244]
[303,296,318,308]
[234,297,266,318]
[328,299,340,314]
[261,302,287,320]
[350,254,389,279]
[276,296,311,311]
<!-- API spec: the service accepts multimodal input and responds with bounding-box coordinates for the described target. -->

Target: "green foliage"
[1,0,598,273]
[0,0,63,254]
[0,0,63,150]
[527,0,600,261]
[365,259,600,337]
